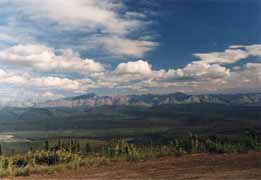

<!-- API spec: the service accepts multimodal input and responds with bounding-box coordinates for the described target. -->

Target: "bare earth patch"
[16,152,261,180]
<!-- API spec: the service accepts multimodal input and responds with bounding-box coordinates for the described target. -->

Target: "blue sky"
[0,0,260,103]
[142,0,261,68]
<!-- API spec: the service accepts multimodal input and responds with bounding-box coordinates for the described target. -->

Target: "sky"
[0,0,261,103]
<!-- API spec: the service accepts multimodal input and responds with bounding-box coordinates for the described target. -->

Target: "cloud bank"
[0,43,260,102]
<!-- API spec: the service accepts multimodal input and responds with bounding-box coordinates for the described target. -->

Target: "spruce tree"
[44,140,49,151]
[85,143,91,153]
[0,144,2,156]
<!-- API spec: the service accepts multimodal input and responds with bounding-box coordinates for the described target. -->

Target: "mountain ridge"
[35,92,261,108]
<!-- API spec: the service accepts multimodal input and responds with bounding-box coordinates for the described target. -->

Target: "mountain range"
[0,92,260,132]
[35,93,261,108]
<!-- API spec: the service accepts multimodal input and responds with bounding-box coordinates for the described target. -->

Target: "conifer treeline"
[33,130,261,157]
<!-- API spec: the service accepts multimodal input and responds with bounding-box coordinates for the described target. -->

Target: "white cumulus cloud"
[0,44,105,74]
[12,0,157,57]
[98,36,158,57]
[115,60,153,75]
[194,44,261,65]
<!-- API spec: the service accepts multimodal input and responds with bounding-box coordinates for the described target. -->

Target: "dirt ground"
[14,152,261,180]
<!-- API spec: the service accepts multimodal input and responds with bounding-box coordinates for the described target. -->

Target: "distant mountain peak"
[69,93,97,100]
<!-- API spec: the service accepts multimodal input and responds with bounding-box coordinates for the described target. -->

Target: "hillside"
[16,153,261,180]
